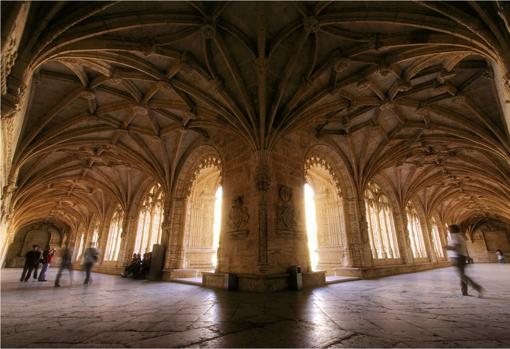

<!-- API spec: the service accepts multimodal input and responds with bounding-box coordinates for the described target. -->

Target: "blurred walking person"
[20,245,41,282]
[446,224,485,297]
[496,249,505,264]
[83,243,99,284]
[38,246,55,281]
[54,246,73,287]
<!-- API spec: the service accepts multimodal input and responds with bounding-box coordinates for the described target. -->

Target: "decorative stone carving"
[276,185,301,238]
[227,196,249,239]
[503,73,510,97]
[305,156,342,197]
[258,195,269,266]
[255,162,271,192]
[304,17,320,33]
[334,58,350,73]
[1,81,25,119]
[185,156,222,197]
[1,37,18,96]
[201,24,216,39]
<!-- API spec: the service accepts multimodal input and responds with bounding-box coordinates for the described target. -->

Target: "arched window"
[104,206,124,261]
[364,182,400,260]
[430,218,444,258]
[134,183,164,254]
[91,221,100,247]
[75,232,85,261]
[406,204,427,258]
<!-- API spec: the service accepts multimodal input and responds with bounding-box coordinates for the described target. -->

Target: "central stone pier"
[205,135,326,291]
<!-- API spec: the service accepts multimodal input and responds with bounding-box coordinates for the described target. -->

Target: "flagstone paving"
[2,264,509,348]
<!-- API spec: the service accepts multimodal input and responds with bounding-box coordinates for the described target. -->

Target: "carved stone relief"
[227,195,249,239]
[1,37,18,96]
[276,185,302,238]
[255,162,271,192]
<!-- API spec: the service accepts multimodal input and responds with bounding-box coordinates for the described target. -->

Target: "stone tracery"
[134,183,164,255]
[365,182,400,261]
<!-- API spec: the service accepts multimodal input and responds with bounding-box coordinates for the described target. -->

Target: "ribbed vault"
[2,1,510,247]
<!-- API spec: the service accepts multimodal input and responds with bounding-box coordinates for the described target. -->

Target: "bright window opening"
[304,158,348,273]
[105,206,124,261]
[91,222,100,247]
[431,219,444,258]
[304,183,319,271]
[134,183,164,255]
[406,205,427,258]
[365,181,400,260]
[76,232,85,261]
[212,186,223,267]
[183,163,222,271]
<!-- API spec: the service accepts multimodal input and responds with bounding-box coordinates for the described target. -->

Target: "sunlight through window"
[212,186,223,267]
[304,183,319,271]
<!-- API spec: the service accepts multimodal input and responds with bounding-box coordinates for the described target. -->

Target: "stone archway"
[182,163,222,271]
[304,156,349,274]
[165,145,223,279]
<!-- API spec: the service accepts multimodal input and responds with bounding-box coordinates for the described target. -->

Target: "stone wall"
[466,221,510,263]
[3,222,62,267]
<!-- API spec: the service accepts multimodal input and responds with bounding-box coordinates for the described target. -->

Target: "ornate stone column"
[255,150,271,272]
[0,211,14,267]
[164,196,186,272]
[117,214,136,266]
[422,218,437,263]
[210,137,318,291]
[0,183,16,266]
[395,210,414,265]
[343,196,373,269]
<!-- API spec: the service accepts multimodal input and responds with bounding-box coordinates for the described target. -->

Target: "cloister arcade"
[2,1,510,291]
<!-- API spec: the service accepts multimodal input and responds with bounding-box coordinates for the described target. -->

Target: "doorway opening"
[182,165,222,276]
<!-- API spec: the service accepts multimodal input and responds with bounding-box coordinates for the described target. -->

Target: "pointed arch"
[364,181,400,261]
[133,183,164,255]
[104,205,124,261]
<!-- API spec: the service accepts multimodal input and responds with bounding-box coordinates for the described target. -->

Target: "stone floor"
[2,264,510,348]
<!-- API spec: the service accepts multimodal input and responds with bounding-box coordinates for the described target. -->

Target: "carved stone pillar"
[216,144,311,278]
[396,210,414,265]
[255,150,271,272]
[422,218,437,263]
[340,197,370,268]
[438,221,449,259]
[117,214,135,266]
[0,214,14,267]
[347,197,374,268]
[165,197,186,270]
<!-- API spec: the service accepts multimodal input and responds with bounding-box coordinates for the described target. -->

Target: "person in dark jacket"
[83,243,99,284]
[54,246,74,287]
[20,245,41,282]
[38,246,55,281]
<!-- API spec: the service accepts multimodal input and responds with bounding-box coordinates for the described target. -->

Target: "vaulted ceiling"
[3,1,510,233]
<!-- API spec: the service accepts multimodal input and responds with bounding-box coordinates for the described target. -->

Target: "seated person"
[121,253,141,278]
[139,252,152,279]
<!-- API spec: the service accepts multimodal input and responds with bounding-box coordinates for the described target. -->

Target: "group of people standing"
[20,243,99,287]
[20,245,55,282]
